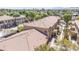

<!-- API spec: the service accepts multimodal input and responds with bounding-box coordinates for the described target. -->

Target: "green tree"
[34,15,41,20]
[0,12,4,16]
[9,12,20,17]
[42,13,48,17]
[25,11,36,21]
[47,10,53,16]
[63,13,72,25]
[13,12,20,17]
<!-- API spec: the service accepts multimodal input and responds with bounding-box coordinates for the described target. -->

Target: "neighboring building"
[0,15,27,29]
[75,20,79,32]
[24,16,60,39]
[69,25,78,41]
[72,12,78,21]
[0,29,47,51]
[75,20,79,43]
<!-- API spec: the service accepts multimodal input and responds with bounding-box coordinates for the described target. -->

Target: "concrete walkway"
[50,38,56,48]
[50,23,65,48]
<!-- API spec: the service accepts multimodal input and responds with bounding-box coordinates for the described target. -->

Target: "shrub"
[34,44,55,51]
[18,24,24,32]
[57,38,79,50]
[76,16,79,20]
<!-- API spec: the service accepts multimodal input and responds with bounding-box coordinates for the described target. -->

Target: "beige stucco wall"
[47,20,59,39]
[24,25,48,35]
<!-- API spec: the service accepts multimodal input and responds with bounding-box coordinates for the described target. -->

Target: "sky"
[0,0,79,8]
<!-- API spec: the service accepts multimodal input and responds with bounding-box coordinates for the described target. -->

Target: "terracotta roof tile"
[0,29,47,51]
[24,16,60,29]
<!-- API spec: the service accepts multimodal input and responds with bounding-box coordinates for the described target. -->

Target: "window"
[0,21,3,24]
[0,49,4,51]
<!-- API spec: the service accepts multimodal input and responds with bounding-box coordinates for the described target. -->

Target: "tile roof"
[0,29,47,51]
[0,15,25,21]
[24,16,60,29]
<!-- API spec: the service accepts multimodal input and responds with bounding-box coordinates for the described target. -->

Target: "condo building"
[0,16,60,51]
[24,16,60,39]
[0,15,27,29]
